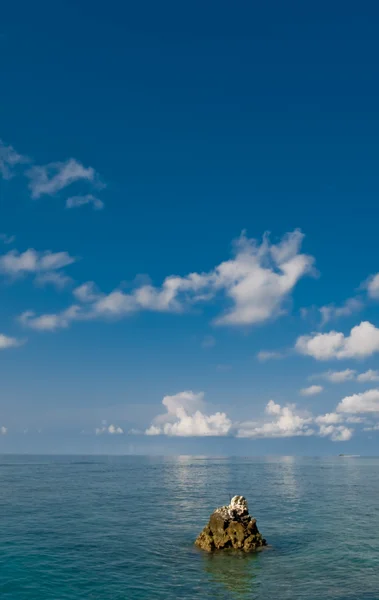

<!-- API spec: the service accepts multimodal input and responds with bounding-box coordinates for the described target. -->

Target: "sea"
[1,455,379,600]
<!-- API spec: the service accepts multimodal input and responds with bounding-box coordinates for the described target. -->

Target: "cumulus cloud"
[0,334,24,349]
[66,194,104,210]
[0,140,29,179]
[212,230,315,326]
[237,400,314,438]
[315,412,342,425]
[337,389,379,414]
[20,229,315,332]
[26,159,97,199]
[95,424,124,435]
[237,402,354,441]
[318,423,353,441]
[0,248,76,277]
[143,392,364,442]
[312,369,379,384]
[300,385,323,396]
[0,426,7,435]
[314,413,353,439]
[357,370,379,382]
[145,391,232,437]
[296,322,379,360]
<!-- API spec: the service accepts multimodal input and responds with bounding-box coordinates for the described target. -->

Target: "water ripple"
[1,456,379,599]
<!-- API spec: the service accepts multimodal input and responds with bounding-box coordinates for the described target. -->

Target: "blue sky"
[1,1,379,454]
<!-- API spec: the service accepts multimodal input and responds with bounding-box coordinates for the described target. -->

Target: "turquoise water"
[1,455,379,599]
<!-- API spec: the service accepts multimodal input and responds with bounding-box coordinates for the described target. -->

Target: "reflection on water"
[3,456,379,599]
[275,455,300,500]
[202,550,261,599]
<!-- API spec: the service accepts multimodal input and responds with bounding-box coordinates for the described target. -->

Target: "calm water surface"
[1,455,379,599]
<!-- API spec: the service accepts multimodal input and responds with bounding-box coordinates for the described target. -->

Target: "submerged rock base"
[195,495,267,552]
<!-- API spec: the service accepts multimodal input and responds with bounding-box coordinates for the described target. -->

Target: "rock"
[195,495,266,552]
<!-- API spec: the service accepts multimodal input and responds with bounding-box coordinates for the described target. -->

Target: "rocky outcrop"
[195,495,266,552]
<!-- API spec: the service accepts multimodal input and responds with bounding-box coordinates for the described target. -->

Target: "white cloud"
[92,229,314,324]
[0,334,24,349]
[0,426,7,435]
[323,369,357,383]
[0,249,76,276]
[73,282,100,303]
[143,392,364,443]
[108,424,124,434]
[337,389,379,413]
[296,321,379,360]
[346,416,365,423]
[237,400,314,438]
[300,385,323,396]
[318,424,353,441]
[238,402,355,442]
[313,369,379,384]
[34,271,73,290]
[365,274,379,299]
[19,306,80,331]
[92,290,138,316]
[21,230,315,332]
[315,412,342,425]
[319,298,363,325]
[26,159,97,199]
[145,391,232,437]
[0,140,28,179]
[257,350,285,361]
[0,139,104,208]
[212,230,315,326]
[19,281,183,331]
[309,369,357,383]
[357,370,379,382]
[66,194,104,210]
[95,424,124,435]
